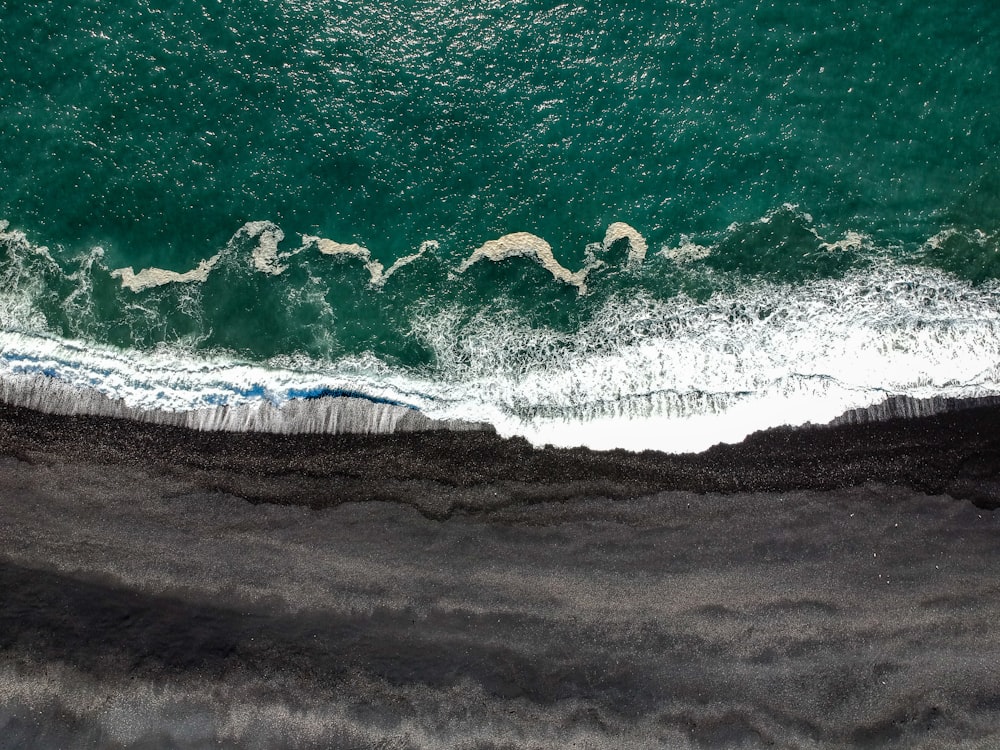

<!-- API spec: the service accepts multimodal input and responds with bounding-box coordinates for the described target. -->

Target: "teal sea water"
[2,0,1000,450]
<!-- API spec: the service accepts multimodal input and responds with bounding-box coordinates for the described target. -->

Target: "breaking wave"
[101,220,648,296]
[2,238,1000,451]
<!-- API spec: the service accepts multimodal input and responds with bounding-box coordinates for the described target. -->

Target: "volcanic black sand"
[1,401,999,748]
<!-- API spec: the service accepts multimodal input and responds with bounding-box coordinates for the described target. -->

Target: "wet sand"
[1,401,999,748]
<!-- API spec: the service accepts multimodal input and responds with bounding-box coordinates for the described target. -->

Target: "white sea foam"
[5,214,1000,452]
[110,221,288,291]
[456,223,649,294]
[0,369,473,434]
[819,230,869,253]
[306,236,439,286]
[660,235,712,263]
[111,257,221,292]
[0,221,64,333]
[923,227,995,251]
[105,219,650,295]
[411,260,1000,451]
[600,223,648,267]
[924,228,961,250]
[109,222,441,292]
[457,232,590,293]
[248,222,289,275]
[3,258,998,452]
[660,210,869,264]
[0,331,479,434]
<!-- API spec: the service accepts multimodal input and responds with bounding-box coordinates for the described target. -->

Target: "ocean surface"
[2,0,1000,451]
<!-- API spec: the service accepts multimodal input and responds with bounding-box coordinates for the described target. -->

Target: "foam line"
[0,220,61,272]
[456,224,649,293]
[111,221,287,292]
[7,215,1000,454]
[0,329,433,416]
[0,327,493,438]
[1,221,65,332]
[412,260,1000,452]
[111,257,221,292]
[381,240,440,281]
[106,219,648,295]
[457,232,590,293]
[819,230,868,253]
[305,236,438,286]
[601,222,648,267]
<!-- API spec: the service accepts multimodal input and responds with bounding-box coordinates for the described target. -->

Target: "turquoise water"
[2,0,1000,450]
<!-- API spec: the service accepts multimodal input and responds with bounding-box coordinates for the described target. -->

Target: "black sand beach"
[1,401,999,748]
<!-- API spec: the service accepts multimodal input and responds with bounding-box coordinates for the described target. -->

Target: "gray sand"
[1,443,999,748]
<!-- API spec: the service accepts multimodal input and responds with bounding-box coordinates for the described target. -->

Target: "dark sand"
[1,401,999,748]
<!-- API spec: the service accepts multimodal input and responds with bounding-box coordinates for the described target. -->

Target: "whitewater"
[3,215,1000,453]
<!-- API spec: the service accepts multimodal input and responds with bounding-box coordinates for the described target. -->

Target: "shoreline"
[2,394,999,515]
[2,396,999,747]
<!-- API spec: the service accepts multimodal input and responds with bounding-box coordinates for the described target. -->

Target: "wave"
[104,220,649,296]
[410,260,1000,450]
[0,206,913,341]
[2,254,999,452]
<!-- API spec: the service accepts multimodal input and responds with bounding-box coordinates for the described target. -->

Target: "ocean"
[3,0,1000,451]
